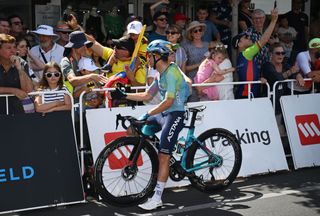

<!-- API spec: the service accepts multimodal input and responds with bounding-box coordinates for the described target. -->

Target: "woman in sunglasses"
[166,24,187,72]
[261,42,300,131]
[182,21,209,102]
[34,62,72,113]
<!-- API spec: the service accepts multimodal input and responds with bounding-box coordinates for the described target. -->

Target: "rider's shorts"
[145,111,185,155]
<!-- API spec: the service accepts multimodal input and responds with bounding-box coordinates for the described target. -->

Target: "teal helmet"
[147,39,173,57]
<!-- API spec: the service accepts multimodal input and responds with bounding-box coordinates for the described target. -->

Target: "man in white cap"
[30,25,64,78]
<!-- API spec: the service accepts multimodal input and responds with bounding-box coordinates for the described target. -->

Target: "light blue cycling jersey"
[148,63,190,113]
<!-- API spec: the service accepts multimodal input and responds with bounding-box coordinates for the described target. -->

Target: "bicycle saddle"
[188,105,206,113]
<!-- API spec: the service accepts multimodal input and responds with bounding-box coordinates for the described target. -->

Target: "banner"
[0,112,84,214]
[86,98,288,185]
[281,94,320,169]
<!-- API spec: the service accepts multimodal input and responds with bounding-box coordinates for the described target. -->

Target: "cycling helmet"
[147,39,173,69]
[147,39,173,56]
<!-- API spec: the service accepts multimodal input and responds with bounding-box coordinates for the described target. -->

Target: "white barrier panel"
[280,94,320,169]
[86,98,288,181]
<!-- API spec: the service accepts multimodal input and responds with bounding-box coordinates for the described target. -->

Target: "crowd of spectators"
[0,0,320,117]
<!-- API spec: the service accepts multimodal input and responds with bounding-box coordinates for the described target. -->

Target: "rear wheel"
[94,136,159,205]
[186,128,242,192]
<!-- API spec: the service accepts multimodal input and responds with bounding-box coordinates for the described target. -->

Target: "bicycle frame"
[178,109,223,174]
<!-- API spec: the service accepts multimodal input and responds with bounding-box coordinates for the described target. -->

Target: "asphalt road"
[3,166,320,216]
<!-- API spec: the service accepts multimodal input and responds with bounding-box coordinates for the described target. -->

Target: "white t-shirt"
[289,51,311,92]
[144,67,162,105]
[217,58,234,100]
[30,43,64,77]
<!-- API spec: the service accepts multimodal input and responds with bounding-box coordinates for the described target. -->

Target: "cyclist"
[108,39,191,210]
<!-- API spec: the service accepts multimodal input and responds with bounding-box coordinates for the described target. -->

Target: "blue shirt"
[201,20,219,42]
[148,63,190,113]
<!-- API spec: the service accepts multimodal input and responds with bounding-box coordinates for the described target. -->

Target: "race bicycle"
[94,105,242,205]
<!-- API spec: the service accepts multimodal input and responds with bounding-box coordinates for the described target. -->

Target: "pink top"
[194,59,219,100]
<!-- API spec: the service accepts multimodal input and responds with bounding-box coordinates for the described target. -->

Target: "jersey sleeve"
[165,68,179,99]
[242,42,261,60]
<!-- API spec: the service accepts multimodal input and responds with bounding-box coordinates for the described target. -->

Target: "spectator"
[73,56,101,99]
[61,31,108,92]
[34,62,71,113]
[262,43,300,112]
[196,5,220,42]
[285,0,309,53]
[194,44,234,101]
[30,25,65,79]
[148,11,168,42]
[291,37,320,94]
[209,41,235,100]
[310,11,320,38]
[211,0,233,56]
[166,24,187,72]
[0,18,10,34]
[173,12,188,31]
[232,8,278,99]
[238,0,253,32]
[277,15,297,62]
[150,0,169,17]
[245,9,269,69]
[182,21,209,101]
[54,21,73,47]
[0,33,33,114]
[126,20,148,86]
[7,15,24,38]
[15,36,42,85]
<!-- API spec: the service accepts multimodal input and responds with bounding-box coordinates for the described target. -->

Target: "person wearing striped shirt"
[34,62,71,113]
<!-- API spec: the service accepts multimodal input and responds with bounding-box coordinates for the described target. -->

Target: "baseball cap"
[127,20,143,34]
[173,12,188,22]
[78,57,99,71]
[112,37,135,56]
[308,38,320,49]
[65,31,93,49]
[232,32,250,49]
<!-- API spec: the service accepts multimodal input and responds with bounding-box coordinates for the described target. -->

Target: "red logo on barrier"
[104,131,143,170]
[295,114,320,145]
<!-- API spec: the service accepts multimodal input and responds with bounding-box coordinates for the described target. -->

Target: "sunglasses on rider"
[274,51,286,56]
[45,72,61,78]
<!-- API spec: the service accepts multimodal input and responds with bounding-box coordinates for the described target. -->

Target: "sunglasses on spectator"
[157,18,168,22]
[274,51,286,56]
[87,94,98,101]
[192,28,203,33]
[165,31,178,35]
[45,72,61,78]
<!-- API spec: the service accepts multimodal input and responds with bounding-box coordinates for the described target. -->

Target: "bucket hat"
[32,25,59,39]
[65,31,93,49]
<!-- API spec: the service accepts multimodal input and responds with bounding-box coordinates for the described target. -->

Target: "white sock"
[151,181,166,202]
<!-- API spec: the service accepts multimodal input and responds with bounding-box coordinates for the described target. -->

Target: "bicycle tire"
[186,128,242,192]
[94,136,159,205]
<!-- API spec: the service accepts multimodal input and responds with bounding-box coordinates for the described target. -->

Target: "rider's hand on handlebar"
[138,112,150,121]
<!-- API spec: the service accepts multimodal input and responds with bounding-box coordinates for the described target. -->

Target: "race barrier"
[280,93,320,169]
[86,98,289,183]
[0,111,84,214]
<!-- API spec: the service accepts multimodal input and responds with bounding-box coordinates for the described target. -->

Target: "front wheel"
[94,136,159,206]
[186,128,242,192]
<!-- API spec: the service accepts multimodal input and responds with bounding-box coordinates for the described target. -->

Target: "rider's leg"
[151,153,170,202]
